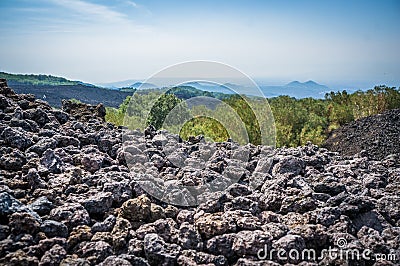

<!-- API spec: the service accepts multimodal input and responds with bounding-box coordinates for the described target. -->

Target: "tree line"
[105,85,400,147]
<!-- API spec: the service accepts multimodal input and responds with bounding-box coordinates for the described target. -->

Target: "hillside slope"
[323,108,400,160]
[8,81,132,108]
[0,72,80,86]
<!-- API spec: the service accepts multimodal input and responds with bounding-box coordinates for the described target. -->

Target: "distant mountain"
[286,80,328,90]
[260,80,331,99]
[97,79,138,89]
[97,78,334,99]
[177,80,331,99]
[129,82,157,89]
[219,83,246,94]
[1,71,338,102]
[99,81,158,90]
[181,82,236,94]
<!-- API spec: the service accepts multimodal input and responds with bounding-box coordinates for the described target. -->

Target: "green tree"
[180,116,229,142]
[269,96,308,146]
[325,90,354,126]
[223,95,262,145]
[147,94,183,129]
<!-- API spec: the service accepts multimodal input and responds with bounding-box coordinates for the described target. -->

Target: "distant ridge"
[181,80,331,99]
[286,81,302,86]
[182,82,235,94]
[260,80,331,99]
[0,71,339,99]
[0,72,83,86]
[0,72,131,108]
[96,77,334,98]
[286,80,328,89]
[97,79,138,89]
[129,82,157,89]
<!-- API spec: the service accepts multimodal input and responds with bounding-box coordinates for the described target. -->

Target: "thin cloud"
[125,1,138,8]
[124,0,152,16]
[50,0,129,23]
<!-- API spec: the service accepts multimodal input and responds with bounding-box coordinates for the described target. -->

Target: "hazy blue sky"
[0,0,399,88]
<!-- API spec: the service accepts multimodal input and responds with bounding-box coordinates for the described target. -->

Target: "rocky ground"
[0,78,399,265]
[323,109,400,160]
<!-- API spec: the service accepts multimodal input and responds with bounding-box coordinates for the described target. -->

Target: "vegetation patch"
[106,85,400,147]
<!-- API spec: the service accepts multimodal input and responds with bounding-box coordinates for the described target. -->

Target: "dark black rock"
[323,108,400,160]
[1,126,33,150]
[29,196,53,215]
[41,220,69,238]
[40,149,64,174]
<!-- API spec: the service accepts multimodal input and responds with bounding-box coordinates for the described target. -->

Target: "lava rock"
[29,196,53,215]
[0,82,399,265]
[9,212,41,235]
[272,156,305,177]
[0,148,27,170]
[82,192,113,216]
[323,108,400,160]
[195,212,229,239]
[40,220,69,238]
[39,244,67,265]
[143,233,181,265]
[118,195,151,224]
[0,192,41,222]
[40,149,64,174]
[76,240,113,264]
[49,203,90,229]
[27,138,58,156]
[1,126,33,150]
[92,215,116,233]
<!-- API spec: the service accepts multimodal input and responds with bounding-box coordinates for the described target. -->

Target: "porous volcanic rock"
[0,79,399,265]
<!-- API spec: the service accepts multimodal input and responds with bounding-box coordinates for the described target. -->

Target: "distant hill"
[97,79,138,89]
[0,72,341,108]
[97,80,158,90]
[0,72,83,86]
[129,82,158,89]
[165,85,229,100]
[116,82,158,92]
[181,82,236,94]
[177,80,332,99]
[96,77,336,99]
[260,80,331,99]
[1,72,133,107]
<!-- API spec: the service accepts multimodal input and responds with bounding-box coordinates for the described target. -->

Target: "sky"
[0,0,399,89]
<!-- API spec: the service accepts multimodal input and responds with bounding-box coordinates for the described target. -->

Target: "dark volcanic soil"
[8,81,132,108]
[0,79,399,265]
[323,109,400,160]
